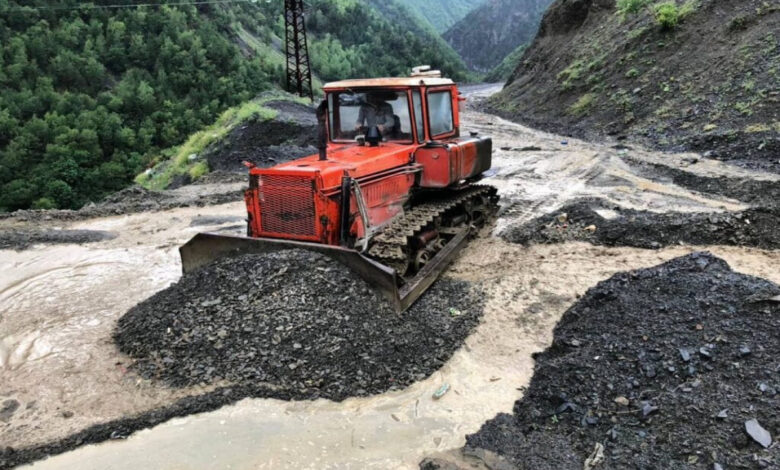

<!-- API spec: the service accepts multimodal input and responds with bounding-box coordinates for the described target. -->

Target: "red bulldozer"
[180,68,498,312]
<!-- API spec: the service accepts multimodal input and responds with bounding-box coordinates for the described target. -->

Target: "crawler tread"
[367,185,498,274]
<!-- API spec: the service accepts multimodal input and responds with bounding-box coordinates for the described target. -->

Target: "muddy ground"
[625,156,780,208]
[0,181,243,229]
[1,84,780,469]
[428,252,779,469]
[0,229,116,251]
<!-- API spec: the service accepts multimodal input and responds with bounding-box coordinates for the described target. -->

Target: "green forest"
[0,0,468,212]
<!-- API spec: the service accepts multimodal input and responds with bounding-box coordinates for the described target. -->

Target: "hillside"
[484,43,528,82]
[444,0,553,72]
[393,0,485,32]
[138,0,471,191]
[490,0,780,170]
[0,0,468,212]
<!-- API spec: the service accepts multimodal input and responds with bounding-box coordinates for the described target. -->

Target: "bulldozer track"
[368,185,498,275]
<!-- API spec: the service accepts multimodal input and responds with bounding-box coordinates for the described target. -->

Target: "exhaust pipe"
[317,100,328,161]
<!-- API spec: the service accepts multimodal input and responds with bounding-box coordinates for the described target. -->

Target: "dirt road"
[2,84,778,469]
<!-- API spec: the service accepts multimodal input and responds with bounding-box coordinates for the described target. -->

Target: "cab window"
[412,90,425,142]
[328,90,413,143]
[427,90,454,137]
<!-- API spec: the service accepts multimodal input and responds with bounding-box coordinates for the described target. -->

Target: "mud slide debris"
[0,229,117,251]
[115,250,483,400]
[503,199,780,250]
[433,253,779,469]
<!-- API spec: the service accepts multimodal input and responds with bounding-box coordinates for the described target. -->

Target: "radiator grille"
[258,175,316,236]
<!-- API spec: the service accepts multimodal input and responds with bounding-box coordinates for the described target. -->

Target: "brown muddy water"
[3,84,779,469]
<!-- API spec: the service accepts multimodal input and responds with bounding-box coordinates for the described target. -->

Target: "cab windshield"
[328,90,413,143]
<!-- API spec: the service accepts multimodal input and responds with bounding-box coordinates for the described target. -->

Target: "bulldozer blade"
[179,229,471,313]
[397,227,470,311]
[180,233,402,310]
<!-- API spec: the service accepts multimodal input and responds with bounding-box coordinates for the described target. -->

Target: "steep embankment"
[490,0,780,170]
[444,0,554,73]
[0,0,468,212]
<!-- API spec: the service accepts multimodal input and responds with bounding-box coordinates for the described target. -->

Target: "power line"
[1,0,262,13]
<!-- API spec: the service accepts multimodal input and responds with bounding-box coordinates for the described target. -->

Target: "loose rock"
[114,250,484,401]
[452,253,779,469]
[745,419,772,449]
[502,199,780,250]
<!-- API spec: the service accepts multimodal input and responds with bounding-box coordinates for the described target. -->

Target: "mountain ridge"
[444,0,553,72]
[393,0,485,32]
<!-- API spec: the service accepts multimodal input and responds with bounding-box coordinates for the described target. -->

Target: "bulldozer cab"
[323,77,461,146]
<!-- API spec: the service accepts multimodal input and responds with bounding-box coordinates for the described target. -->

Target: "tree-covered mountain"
[0,0,468,212]
[444,0,553,72]
[392,0,485,32]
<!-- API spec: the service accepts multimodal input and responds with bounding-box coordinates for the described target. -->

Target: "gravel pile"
[115,250,483,401]
[205,99,317,173]
[443,253,779,469]
[502,199,780,250]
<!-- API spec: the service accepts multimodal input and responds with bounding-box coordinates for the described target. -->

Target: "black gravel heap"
[502,199,780,250]
[459,253,779,470]
[114,250,483,401]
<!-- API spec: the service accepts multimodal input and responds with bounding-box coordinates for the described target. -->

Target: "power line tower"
[284,0,313,101]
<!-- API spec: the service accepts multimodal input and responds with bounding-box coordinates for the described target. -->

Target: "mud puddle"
[3,84,779,468]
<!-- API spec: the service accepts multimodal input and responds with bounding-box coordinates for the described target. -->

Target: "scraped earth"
[1,84,779,469]
[428,253,779,470]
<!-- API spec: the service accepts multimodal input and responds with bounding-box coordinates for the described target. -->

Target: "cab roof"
[322,77,455,90]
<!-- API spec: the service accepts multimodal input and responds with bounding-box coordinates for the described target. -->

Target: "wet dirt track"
[2,84,779,469]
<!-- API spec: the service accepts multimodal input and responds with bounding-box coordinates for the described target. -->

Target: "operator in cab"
[355,92,395,136]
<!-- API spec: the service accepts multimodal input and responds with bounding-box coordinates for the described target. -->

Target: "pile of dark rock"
[502,199,780,250]
[431,253,779,469]
[0,229,116,250]
[115,250,483,401]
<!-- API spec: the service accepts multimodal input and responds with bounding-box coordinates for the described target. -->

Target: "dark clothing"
[356,102,394,130]
[316,100,328,160]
